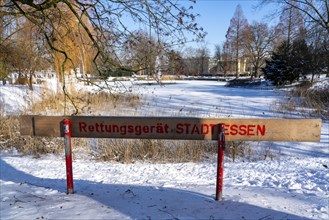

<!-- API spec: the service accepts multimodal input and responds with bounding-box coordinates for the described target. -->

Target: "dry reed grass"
[0,113,269,162]
[30,87,141,115]
[292,82,329,119]
[0,116,63,156]
[93,139,217,163]
[277,81,329,119]
[2,81,272,163]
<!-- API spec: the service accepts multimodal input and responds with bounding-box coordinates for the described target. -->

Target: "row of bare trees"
[0,0,205,89]
[0,16,50,89]
[0,1,97,89]
[126,0,328,80]
[0,0,328,88]
[216,0,328,80]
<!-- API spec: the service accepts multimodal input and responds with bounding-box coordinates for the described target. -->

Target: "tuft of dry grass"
[2,81,277,163]
[86,139,217,163]
[277,81,329,119]
[1,113,273,162]
[30,89,141,115]
[160,75,183,81]
[294,83,328,119]
[0,116,20,149]
[225,141,253,162]
[0,116,63,156]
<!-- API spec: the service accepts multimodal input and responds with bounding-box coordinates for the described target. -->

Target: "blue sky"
[185,0,276,54]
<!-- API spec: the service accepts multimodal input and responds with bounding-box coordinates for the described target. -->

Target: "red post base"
[64,119,74,194]
[65,155,74,194]
[216,124,225,201]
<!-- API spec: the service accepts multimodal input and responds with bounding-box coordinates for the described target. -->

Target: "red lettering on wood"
[257,125,266,136]
[95,123,100,132]
[191,124,200,134]
[238,125,247,135]
[224,124,230,135]
[88,125,94,132]
[201,124,209,134]
[113,125,119,133]
[209,124,216,135]
[79,122,87,132]
[80,122,266,137]
[143,126,149,133]
[105,125,111,132]
[120,126,126,135]
[230,124,238,136]
[176,123,184,134]
[135,126,141,135]
[247,125,256,136]
[184,123,191,134]
[164,124,169,133]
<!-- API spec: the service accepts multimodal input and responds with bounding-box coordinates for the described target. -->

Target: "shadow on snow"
[0,158,310,219]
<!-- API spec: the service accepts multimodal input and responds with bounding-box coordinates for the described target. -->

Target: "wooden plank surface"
[19,115,322,142]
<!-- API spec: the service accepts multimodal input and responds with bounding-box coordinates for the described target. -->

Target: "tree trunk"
[255,66,259,78]
[80,47,90,85]
[311,73,315,84]
[28,71,34,91]
[235,56,239,79]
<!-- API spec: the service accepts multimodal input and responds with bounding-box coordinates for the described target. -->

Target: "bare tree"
[244,22,276,79]
[0,3,15,84]
[0,0,204,75]
[182,47,198,75]
[262,0,328,33]
[0,13,50,89]
[213,44,222,74]
[123,31,162,77]
[308,23,329,79]
[182,45,209,75]
[196,43,210,75]
[261,0,329,78]
[225,4,249,78]
[8,19,50,90]
[0,10,7,84]
[0,0,205,113]
[274,1,306,47]
[51,7,96,84]
[166,50,185,75]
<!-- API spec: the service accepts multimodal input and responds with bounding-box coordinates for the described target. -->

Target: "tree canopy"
[0,0,205,78]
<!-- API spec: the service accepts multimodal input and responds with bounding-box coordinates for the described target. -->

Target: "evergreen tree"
[263,39,311,86]
[263,41,290,86]
[290,39,312,80]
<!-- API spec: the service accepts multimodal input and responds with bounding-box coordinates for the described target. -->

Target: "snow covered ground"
[1,79,328,219]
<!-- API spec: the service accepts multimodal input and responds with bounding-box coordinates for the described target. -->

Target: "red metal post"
[63,119,74,194]
[216,124,225,201]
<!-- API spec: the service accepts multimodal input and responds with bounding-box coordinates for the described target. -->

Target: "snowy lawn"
[1,79,328,219]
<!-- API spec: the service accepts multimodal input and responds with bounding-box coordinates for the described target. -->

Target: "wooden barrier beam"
[19,115,322,142]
